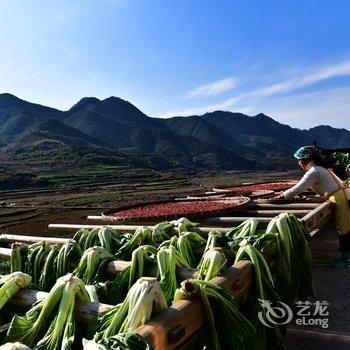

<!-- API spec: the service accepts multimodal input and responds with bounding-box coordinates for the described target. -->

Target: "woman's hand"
[267,193,285,202]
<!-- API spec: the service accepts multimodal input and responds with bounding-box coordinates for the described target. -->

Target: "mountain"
[0,93,348,172]
[306,125,350,148]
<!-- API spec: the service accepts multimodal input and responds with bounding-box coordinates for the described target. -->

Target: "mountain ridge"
[0,93,348,171]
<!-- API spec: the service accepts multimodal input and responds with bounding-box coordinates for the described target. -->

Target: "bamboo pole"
[8,290,113,324]
[0,235,70,245]
[47,223,234,234]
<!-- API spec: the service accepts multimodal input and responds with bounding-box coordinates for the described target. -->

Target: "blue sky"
[1,0,350,129]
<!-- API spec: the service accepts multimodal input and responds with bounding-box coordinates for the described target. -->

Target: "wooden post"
[301,201,334,232]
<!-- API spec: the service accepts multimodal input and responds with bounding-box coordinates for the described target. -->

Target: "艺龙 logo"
[258,298,293,328]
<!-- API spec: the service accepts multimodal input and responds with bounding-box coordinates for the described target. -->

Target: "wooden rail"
[135,260,253,350]
[6,260,252,350]
[301,201,334,232]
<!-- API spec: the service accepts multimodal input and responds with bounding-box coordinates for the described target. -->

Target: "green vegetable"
[39,245,60,292]
[157,245,190,303]
[6,274,90,349]
[117,227,152,259]
[98,227,125,254]
[235,240,283,350]
[83,332,151,350]
[197,248,227,281]
[151,221,173,242]
[73,246,115,285]
[91,277,167,344]
[173,279,255,350]
[226,219,258,240]
[55,241,82,280]
[170,217,199,233]
[0,272,32,310]
[10,243,29,273]
[108,245,157,305]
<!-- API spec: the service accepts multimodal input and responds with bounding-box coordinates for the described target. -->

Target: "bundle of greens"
[108,245,157,304]
[151,221,173,242]
[86,277,166,347]
[74,228,100,251]
[83,333,150,350]
[25,242,51,289]
[176,232,206,267]
[284,213,315,300]
[157,245,191,303]
[0,272,32,310]
[226,219,258,241]
[170,217,199,233]
[10,243,29,273]
[55,240,82,280]
[265,213,315,302]
[235,240,284,350]
[117,227,153,260]
[6,274,90,349]
[73,246,115,285]
[39,245,60,292]
[197,248,227,281]
[173,279,255,350]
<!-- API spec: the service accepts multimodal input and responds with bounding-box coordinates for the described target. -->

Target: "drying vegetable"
[39,245,60,292]
[98,227,125,254]
[117,227,152,260]
[109,245,157,304]
[173,279,255,350]
[6,274,90,349]
[226,219,258,240]
[0,272,31,310]
[235,240,284,350]
[55,240,82,280]
[25,242,51,288]
[88,277,167,345]
[10,243,29,274]
[157,245,190,303]
[170,217,199,233]
[151,221,173,242]
[83,333,151,350]
[197,248,227,281]
[73,246,115,285]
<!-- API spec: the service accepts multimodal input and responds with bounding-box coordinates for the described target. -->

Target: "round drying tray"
[184,193,227,200]
[102,197,250,221]
[249,190,275,199]
[213,181,297,194]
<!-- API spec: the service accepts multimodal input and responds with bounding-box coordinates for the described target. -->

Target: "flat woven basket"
[102,197,250,221]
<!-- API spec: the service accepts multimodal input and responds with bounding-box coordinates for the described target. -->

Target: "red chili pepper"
[219,182,296,194]
[113,200,243,219]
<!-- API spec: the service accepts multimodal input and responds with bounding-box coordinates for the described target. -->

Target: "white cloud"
[164,59,350,120]
[162,97,240,118]
[250,59,350,98]
[186,77,237,99]
[261,86,350,129]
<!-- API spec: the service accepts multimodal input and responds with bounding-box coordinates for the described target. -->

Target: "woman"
[274,146,350,268]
